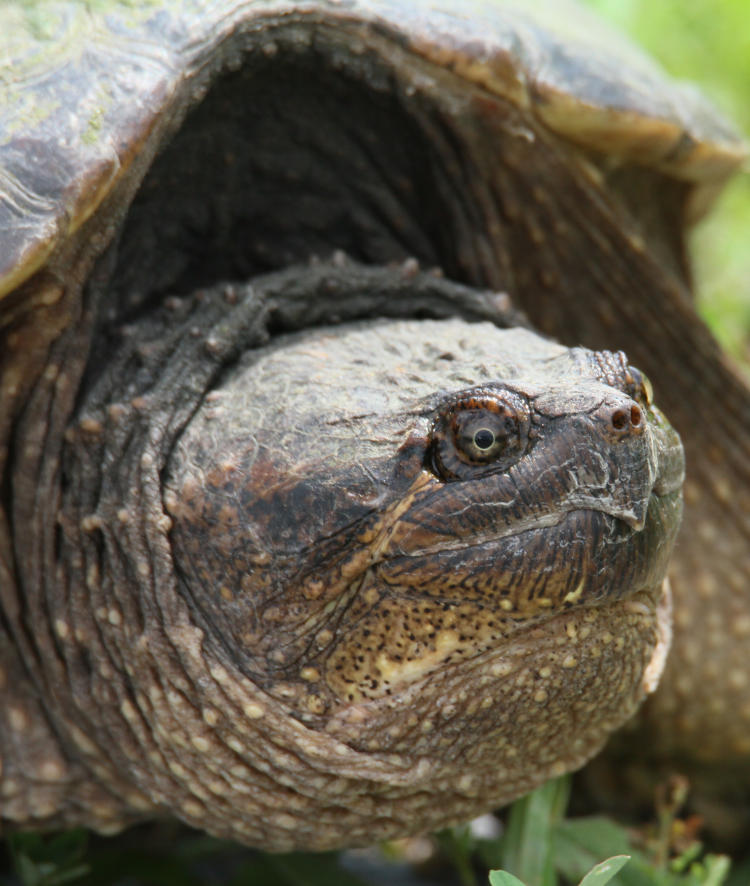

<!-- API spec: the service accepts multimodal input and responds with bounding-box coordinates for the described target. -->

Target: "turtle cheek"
[163,448,367,648]
[162,410,426,681]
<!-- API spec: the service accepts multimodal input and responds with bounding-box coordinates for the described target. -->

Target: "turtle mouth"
[374,487,682,613]
[386,486,680,557]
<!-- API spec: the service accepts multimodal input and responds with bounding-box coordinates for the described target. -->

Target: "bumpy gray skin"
[0,0,748,852]
[3,262,680,848]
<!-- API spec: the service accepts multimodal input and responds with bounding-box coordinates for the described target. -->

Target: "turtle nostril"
[610,404,643,432]
[611,408,629,430]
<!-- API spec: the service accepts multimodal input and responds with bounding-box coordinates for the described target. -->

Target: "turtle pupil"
[473,428,495,450]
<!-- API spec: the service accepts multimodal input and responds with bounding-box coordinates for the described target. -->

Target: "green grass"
[437,777,739,886]
[4,777,746,886]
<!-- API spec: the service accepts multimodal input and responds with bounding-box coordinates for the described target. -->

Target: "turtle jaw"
[311,497,677,825]
[314,575,674,836]
[319,487,682,704]
[375,486,683,600]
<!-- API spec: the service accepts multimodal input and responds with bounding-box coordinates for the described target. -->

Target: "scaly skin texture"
[0,0,748,848]
[2,264,680,848]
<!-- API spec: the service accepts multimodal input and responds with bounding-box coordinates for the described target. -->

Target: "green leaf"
[725,853,750,886]
[8,830,90,886]
[579,856,631,886]
[499,776,571,886]
[553,817,654,886]
[698,854,732,886]
[489,871,528,886]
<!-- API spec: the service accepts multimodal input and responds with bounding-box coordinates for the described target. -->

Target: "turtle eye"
[473,428,496,450]
[431,390,531,481]
[456,413,514,463]
[625,366,653,410]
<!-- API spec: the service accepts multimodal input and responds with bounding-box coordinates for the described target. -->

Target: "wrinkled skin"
[10,264,680,848]
[0,0,748,851]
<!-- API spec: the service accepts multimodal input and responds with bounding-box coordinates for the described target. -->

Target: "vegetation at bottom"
[2,775,749,886]
[436,776,747,886]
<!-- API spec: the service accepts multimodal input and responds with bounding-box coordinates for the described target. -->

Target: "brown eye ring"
[431,388,531,481]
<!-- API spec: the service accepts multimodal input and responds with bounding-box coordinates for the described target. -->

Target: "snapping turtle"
[0,0,747,851]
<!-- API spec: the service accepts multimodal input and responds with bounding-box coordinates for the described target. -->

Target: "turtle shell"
[0,0,744,298]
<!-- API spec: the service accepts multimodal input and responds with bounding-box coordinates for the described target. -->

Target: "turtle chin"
[305,503,676,833]
[304,487,679,801]
[312,574,674,832]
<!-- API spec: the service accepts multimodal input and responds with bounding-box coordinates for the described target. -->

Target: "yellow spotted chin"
[373,629,463,691]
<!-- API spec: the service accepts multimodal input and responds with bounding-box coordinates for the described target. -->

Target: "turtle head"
[165,312,682,798]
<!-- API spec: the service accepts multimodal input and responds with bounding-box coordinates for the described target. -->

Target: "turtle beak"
[592,400,684,533]
[537,390,684,534]
[650,406,686,498]
[607,499,649,532]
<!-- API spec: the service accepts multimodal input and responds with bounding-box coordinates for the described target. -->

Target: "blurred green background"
[583,0,750,364]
